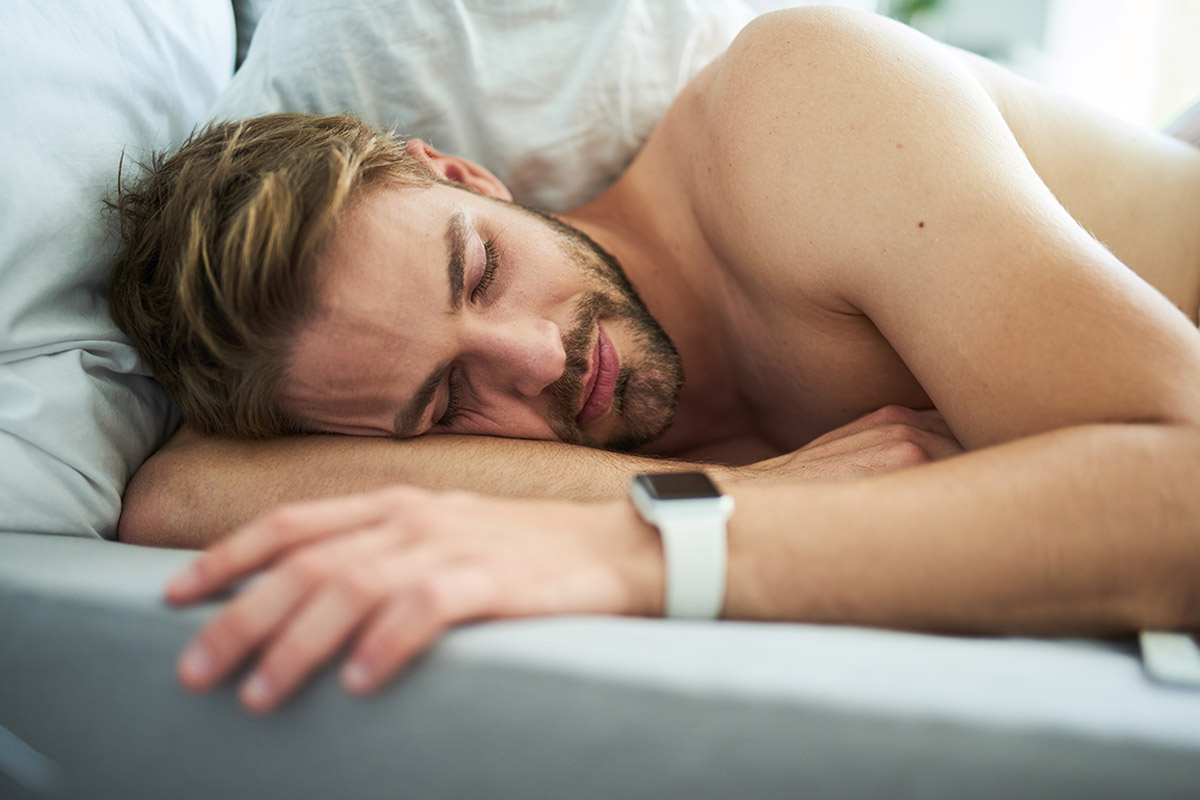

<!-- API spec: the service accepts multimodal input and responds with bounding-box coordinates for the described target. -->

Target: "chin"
[598,386,678,453]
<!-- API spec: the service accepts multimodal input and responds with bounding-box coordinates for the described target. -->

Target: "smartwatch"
[629,472,735,619]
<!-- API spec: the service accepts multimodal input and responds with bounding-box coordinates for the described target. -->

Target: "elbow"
[117,450,206,549]
[116,488,170,548]
[117,460,178,548]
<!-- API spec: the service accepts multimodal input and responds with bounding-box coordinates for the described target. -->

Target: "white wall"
[882,0,1200,129]
[1043,0,1200,128]
[744,0,1200,130]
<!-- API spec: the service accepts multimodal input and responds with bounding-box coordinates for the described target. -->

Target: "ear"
[404,139,513,202]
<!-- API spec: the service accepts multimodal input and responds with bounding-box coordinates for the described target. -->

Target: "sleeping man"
[109,7,1200,713]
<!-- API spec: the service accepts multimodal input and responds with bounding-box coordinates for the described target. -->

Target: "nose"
[473,318,566,398]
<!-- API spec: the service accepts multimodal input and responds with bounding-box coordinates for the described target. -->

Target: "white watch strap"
[659,515,728,619]
[1140,631,1200,687]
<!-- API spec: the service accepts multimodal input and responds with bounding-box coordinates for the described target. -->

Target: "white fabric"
[209,0,755,211]
[455,617,1200,750]
[0,0,234,538]
[232,0,278,67]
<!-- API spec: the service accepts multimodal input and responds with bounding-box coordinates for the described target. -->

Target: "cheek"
[458,399,559,440]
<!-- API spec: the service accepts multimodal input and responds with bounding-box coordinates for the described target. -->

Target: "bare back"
[956,49,1200,320]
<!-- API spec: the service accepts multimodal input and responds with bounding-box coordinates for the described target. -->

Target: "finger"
[856,405,954,438]
[167,485,426,603]
[802,415,881,449]
[800,408,904,450]
[808,405,952,450]
[910,407,955,439]
[238,568,383,713]
[235,525,412,711]
[341,562,499,696]
[177,569,306,692]
[806,413,959,462]
[176,527,397,694]
[846,431,961,472]
[913,428,965,461]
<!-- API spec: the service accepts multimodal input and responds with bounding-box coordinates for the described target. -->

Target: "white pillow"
[232,0,277,67]
[0,1,234,538]
[209,0,755,211]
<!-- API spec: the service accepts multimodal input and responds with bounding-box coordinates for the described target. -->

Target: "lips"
[576,324,618,426]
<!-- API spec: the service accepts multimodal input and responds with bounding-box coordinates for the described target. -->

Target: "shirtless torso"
[564,7,1200,463]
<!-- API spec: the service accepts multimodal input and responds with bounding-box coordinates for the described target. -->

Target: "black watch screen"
[634,472,722,501]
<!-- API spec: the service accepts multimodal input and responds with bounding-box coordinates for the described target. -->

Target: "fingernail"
[179,644,214,682]
[242,672,274,707]
[342,661,371,693]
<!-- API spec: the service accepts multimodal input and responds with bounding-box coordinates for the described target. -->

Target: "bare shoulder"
[687,6,1025,304]
[673,8,1200,448]
[703,6,976,137]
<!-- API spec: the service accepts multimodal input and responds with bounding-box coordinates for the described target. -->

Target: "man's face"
[282,182,683,451]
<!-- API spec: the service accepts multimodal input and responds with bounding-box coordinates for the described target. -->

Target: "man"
[110,7,1200,714]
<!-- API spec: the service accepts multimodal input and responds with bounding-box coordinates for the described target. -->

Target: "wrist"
[600,498,665,618]
[627,472,735,618]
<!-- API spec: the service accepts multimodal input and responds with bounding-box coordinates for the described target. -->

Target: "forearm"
[725,423,1200,634]
[120,431,717,549]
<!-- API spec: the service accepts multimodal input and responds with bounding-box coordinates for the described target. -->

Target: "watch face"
[635,472,722,500]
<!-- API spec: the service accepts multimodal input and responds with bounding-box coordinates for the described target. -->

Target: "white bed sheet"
[452,617,1200,750]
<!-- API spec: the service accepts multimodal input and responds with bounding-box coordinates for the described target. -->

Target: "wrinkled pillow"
[232,0,277,68]
[209,0,755,211]
[0,0,234,538]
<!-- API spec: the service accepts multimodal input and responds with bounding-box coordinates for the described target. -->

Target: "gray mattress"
[1,531,1198,799]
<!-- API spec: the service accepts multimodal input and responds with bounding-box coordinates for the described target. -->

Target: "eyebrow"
[445,211,467,311]
[391,212,468,437]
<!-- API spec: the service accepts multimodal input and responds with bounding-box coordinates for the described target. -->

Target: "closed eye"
[471,239,499,302]
[436,369,464,427]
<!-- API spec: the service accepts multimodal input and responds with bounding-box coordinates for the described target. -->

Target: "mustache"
[544,292,613,441]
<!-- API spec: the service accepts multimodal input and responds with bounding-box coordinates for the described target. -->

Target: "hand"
[738,405,963,483]
[166,486,661,713]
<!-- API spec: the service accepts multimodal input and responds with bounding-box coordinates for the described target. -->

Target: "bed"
[2,1,1198,797]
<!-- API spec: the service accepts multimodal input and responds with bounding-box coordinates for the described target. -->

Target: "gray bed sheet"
[2,531,1198,799]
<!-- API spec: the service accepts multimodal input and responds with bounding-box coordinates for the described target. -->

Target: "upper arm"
[705,7,1200,448]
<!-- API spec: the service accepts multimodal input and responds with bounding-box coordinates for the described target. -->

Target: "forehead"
[280,184,456,431]
[321,183,446,295]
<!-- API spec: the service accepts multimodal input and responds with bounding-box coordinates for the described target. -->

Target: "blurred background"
[745,0,1200,131]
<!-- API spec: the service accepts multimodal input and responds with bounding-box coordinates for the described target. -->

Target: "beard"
[516,204,685,452]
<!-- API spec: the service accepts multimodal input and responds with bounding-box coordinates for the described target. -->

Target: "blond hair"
[108,113,435,437]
